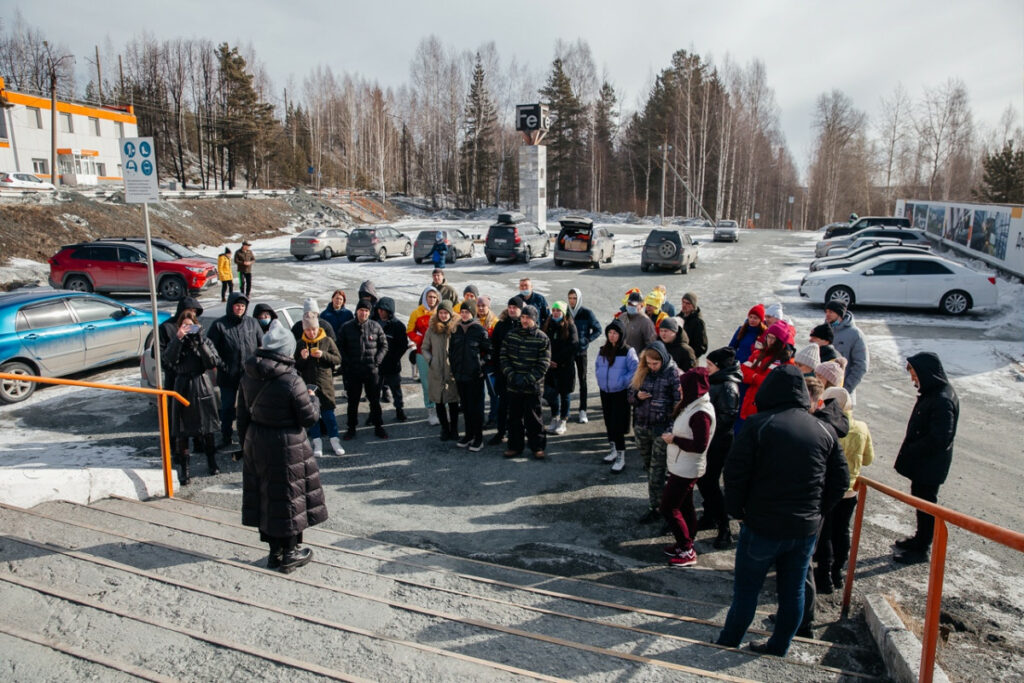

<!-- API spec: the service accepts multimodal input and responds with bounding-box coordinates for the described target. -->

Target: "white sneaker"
[603,443,618,463]
[611,451,625,473]
[312,440,324,458]
[546,417,560,434]
[578,410,588,424]
[427,412,440,426]
[329,437,345,455]
[554,418,567,435]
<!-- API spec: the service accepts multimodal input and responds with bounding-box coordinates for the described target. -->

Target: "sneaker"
[427,413,440,426]
[343,428,357,441]
[533,449,546,459]
[503,449,522,458]
[602,444,618,463]
[545,417,560,434]
[312,440,324,458]
[610,452,625,473]
[668,548,697,567]
[553,419,567,435]
[663,544,684,558]
[468,438,484,452]
[374,425,388,439]
[329,437,345,456]
[488,434,504,446]
[578,410,588,424]
[456,435,473,448]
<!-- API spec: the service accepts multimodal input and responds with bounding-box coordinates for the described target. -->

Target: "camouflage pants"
[635,425,668,510]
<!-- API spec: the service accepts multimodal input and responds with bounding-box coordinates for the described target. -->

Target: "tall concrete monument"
[516,103,550,229]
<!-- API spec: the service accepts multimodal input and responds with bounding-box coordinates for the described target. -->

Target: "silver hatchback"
[553,216,615,268]
[290,228,349,261]
[347,226,413,262]
[413,229,474,264]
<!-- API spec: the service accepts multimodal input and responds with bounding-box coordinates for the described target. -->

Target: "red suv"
[49,240,217,301]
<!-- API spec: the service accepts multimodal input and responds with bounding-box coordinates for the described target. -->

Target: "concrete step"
[0,498,883,681]
[0,627,159,682]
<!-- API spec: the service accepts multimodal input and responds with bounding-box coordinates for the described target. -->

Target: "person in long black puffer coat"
[237,319,327,574]
[542,301,579,436]
[163,310,222,485]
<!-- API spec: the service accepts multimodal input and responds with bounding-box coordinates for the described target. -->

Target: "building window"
[89,117,100,136]
[96,162,106,176]
[115,121,124,139]
[32,158,49,174]
[0,111,7,139]
[59,112,73,133]
[27,107,43,129]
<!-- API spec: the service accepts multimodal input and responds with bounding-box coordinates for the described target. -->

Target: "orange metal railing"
[0,372,189,498]
[842,475,1024,682]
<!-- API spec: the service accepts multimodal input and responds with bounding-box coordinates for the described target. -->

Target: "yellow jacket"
[217,254,233,281]
[840,413,874,492]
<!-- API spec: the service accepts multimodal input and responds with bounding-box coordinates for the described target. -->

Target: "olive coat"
[420,312,460,404]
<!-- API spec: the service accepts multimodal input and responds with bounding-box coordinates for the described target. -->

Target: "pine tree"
[461,54,498,208]
[216,43,275,188]
[592,82,618,211]
[540,57,586,208]
[974,141,1024,204]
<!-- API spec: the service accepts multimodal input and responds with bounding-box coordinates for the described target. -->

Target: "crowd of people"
[154,262,960,658]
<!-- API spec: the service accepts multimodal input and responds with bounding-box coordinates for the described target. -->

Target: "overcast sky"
[12,0,1023,178]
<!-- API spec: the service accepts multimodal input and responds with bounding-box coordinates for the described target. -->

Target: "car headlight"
[186,266,207,274]
[803,278,825,287]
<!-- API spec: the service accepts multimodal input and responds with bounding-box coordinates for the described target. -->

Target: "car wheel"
[542,241,550,257]
[321,247,333,260]
[691,258,698,269]
[554,258,564,267]
[348,255,357,262]
[486,254,496,264]
[606,250,614,264]
[159,276,187,301]
[593,256,601,269]
[376,247,387,262]
[448,248,457,263]
[826,286,854,307]
[680,261,689,274]
[294,254,305,261]
[0,361,36,404]
[657,241,678,259]
[64,275,93,293]
[641,262,650,273]
[403,242,412,257]
[940,290,971,316]
[522,247,532,263]
[414,257,423,265]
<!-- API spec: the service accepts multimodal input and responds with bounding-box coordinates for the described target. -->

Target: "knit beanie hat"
[765,321,795,347]
[682,292,697,307]
[764,302,784,320]
[810,323,834,343]
[476,295,491,308]
[463,284,479,297]
[356,299,372,311]
[644,291,664,309]
[822,386,852,412]
[551,301,567,315]
[437,300,454,316]
[826,300,848,318]
[302,311,319,331]
[261,320,296,357]
[521,305,539,321]
[814,361,845,387]
[303,298,318,316]
[459,300,475,315]
[659,316,680,333]
[706,346,736,368]
[794,344,821,368]
[748,303,765,322]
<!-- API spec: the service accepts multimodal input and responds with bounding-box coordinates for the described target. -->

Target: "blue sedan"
[0,289,169,404]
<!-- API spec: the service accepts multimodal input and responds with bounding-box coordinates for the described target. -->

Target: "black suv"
[823,216,911,240]
[484,212,550,263]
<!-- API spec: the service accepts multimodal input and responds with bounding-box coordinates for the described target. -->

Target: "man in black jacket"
[375,297,408,422]
[717,365,848,657]
[679,292,708,359]
[338,300,388,440]
[500,305,551,459]
[893,352,959,564]
[207,292,262,449]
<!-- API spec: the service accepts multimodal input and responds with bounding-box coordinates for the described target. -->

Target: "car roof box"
[496,211,526,225]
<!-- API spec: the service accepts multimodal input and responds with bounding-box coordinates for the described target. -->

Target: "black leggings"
[220,280,234,300]
[696,430,733,529]
[574,354,589,411]
[599,389,630,450]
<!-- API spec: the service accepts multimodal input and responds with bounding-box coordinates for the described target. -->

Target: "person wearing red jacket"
[736,321,795,433]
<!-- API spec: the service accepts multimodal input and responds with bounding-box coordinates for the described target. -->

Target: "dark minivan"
[823,216,911,240]
[484,212,550,263]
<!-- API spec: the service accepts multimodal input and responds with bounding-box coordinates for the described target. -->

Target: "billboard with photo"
[897,198,1023,278]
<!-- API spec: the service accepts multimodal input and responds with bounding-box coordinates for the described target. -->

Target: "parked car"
[0,289,168,403]
[640,228,700,273]
[798,253,997,316]
[823,235,905,257]
[413,228,474,264]
[815,227,928,258]
[141,299,302,389]
[553,216,614,268]
[0,171,56,191]
[681,217,713,227]
[484,212,550,263]
[48,240,218,301]
[713,220,740,242]
[95,236,216,265]
[290,228,349,261]
[346,226,412,262]
[809,241,931,272]
[822,216,911,240]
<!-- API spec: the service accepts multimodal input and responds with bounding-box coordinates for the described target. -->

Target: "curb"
[0,467,173,508]
[864,593,950,683]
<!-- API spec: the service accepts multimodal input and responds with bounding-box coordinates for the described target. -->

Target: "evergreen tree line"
[2,14,1020,223]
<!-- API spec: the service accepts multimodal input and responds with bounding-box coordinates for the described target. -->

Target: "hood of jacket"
[359,280,378,302]
[814,397,850,438]
[225,292,250,319]
[644,340,672,368]
[420,285,440,309]
[907,351,949,394]
[377,296,396,316]
[251,302,278,320]
[568,288,583,317]
[246,351,294,381]
[175,296,204,319]
[754,364,811,413]
[709,359,743,386]
[679,367,710,406]
[832,310,856,332]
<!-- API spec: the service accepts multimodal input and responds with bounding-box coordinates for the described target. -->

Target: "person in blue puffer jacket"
[594,318,638,473]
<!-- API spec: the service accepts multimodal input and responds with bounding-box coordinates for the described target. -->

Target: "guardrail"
[0,372,189,498]
[842,475,1024,682]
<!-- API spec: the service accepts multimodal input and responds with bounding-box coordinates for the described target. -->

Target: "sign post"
[516,103,550,231]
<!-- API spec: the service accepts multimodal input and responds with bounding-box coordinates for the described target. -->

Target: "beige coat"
[420,314,459,404]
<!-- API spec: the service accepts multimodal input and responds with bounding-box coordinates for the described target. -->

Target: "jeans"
[308,408,339,440]
[239,272,252,296]
[220,279,234,301]
[378,371,404,409]
[506,391,545,452]
[544,383,571,420]
[911,480,941,548]
[220,381,239,440]
[415,353,434,410]
[345,375,382,429]
[717,525,817,656]
[457,378,485,442]
[635,425,669,509]
[696,430,733,530]
[814,495,858,576]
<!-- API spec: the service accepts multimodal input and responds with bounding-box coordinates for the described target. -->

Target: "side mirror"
[692,240,700,246]
[864,269,874,276]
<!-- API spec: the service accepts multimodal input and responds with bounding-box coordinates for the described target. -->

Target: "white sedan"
[799,253,997,316]
[0,171,56,191]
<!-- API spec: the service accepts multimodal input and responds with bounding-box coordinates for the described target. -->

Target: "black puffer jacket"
[164,329,221,437]
[708,360,742,435]
[895,352,959,487]
[450,318,491,381]
[660,318,696,372]
[337,317,387,379]
[682,307,708,359]
[294,327,342,409]
[725,365,849,539]
[376,297,409,375]
[158,296,204,389]
[628,341,681,430]
[206,293,262,387]
[237,350,327,538]
[500,324,551,395]
[543,314,579,394]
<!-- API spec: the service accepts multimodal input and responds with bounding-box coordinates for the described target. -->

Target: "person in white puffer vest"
[659,367,716,568]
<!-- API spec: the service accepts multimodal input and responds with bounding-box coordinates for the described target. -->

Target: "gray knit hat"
[261,319,296,357]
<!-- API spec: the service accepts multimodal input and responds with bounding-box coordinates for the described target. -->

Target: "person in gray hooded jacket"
[824,301,868,394]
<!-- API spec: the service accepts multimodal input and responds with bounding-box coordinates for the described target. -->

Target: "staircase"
[0,497,883,681]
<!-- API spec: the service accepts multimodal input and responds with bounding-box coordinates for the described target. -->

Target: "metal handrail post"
[841,483,868,614]
[158,393,174,499]
[920,520,948,682]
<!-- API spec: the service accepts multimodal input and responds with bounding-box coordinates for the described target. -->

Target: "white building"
[0,76,138,186]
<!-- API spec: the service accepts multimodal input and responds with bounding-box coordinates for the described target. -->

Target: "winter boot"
[603,443,619,463]
[448,404,461,442]
[175,452,191,486]
[279,546,314,574]
[395,408,407,422]
[204,435,220,475]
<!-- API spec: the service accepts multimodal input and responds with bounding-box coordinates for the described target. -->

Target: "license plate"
[494,239,506,244]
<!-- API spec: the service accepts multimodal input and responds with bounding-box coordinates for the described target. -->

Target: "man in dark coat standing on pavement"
[892,352,959,564]
[679,292,708,359]
[338,300,388,440]
[207,292,262,450]
[501,305,551,459]
[717,365,848,657]
[375,297,409,422]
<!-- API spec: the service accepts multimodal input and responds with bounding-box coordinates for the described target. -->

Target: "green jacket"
[500,325,551,395]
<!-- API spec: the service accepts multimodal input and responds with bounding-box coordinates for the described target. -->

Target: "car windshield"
[148,246,178,262]
[647,231,679,243]
[298,229,325,237]
[350,229,373,238]
[717,221,738,227]
[416,231,442,241]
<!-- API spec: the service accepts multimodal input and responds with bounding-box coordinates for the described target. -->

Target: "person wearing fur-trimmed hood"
[421,300,461,441]
[295,311,343,457]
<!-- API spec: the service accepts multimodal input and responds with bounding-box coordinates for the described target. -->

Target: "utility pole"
[42,41,74,187]
[658,142,672,225]
[94,45,103,103]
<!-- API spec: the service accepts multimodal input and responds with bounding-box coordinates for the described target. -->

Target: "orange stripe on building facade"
[0,77,136,125]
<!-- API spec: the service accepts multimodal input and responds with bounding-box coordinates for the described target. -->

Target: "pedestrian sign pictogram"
[120,136,159,204]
